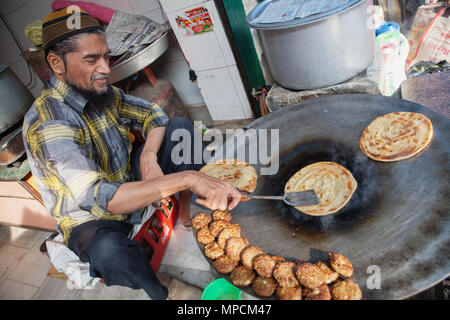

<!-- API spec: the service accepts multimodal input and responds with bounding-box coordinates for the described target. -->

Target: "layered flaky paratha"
[285,162,357,216]
[360,112,433,162]
[199,159,257,192]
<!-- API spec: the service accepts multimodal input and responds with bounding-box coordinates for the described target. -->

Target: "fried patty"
[217,224,241,248]
[316,261,339,284]
[252,276,278,297]
[240,246,264,269]
[213,255,238,274]
[331,280,362,300]
[192,212,212,230]
[208,219,231,237]
[273,262,299,288]
[293,260,307,267]
[230,265,255,287]
[196,226,215,245]
[212,209,232,221]
[271,256,286,263]
[204,241,224,260]
[276,286,302,300]
[304,284,332,300]
[329,252,353,277]
[295,262,326,289]
[225,237,249,261]
[253,254,277,278]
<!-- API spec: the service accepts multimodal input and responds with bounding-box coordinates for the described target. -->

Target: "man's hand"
[189,172,242,211]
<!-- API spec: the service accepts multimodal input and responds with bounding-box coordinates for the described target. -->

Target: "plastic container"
[376,21,400,36]
[132,196,179,272]
[376,22,409,96]
[201,278,242,300]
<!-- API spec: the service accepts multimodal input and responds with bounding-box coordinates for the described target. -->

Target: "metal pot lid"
[196,94,450,300]
[247,0,364,30]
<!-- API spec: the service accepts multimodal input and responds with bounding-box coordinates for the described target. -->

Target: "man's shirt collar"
[48,75,89,114]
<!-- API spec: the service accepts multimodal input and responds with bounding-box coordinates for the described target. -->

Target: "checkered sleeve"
[114,87,169,138]
[32,120,121,219]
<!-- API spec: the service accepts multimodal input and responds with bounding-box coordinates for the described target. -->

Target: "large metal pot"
[0,65,34,133]
[247,0,375,90]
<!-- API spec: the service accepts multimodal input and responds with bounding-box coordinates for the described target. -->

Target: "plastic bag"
[406,2,450,70]
[24,20,43,46]
[376,28,410,96]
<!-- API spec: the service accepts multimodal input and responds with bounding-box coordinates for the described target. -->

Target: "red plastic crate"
[132,196,179,272]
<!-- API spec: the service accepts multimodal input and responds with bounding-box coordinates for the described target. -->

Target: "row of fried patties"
[192,210,362,300]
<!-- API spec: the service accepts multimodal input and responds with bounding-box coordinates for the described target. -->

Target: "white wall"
[159,0,254,120]
[0,0,205,106]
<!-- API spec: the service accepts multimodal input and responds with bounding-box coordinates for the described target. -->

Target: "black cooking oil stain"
[261,140,382,236]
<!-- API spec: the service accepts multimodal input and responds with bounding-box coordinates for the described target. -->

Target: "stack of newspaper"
[105,10,169,66]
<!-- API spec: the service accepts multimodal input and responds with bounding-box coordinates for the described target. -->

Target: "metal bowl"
[109,31,171,84]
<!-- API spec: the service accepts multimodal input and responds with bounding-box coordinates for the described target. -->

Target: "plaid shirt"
[23,76,168,243]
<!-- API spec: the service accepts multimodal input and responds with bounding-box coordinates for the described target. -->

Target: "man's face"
[63,32,111,96]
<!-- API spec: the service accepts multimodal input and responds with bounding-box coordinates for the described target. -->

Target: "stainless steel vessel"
[0,65,34,133]
[0,65,34,165]
[247,0,375,90]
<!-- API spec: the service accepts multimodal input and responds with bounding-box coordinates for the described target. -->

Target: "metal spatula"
[237,190,320,206]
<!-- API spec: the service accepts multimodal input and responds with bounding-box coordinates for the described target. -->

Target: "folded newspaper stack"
[105,10,169,66]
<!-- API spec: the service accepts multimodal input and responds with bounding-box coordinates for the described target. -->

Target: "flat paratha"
[284,162,357,216]
[360,112,433,162]
[199,159,257,192]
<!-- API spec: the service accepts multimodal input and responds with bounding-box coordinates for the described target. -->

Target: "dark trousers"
[68,118,205,300]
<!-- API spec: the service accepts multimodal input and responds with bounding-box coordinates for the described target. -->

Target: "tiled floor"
[0,202,256,300]
[0,203,207,300]
[0,223,155,300]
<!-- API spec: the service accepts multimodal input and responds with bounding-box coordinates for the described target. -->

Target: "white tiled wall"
[160,0,254,120]
[0,0,205,107]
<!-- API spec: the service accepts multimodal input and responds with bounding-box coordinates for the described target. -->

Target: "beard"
[65,75,114,110]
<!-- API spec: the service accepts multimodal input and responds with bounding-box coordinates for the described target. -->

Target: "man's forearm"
[106,170,195,215]
[140,126,166,181]
[142,126,166,158]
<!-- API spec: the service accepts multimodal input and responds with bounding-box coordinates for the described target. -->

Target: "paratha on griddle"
[199,159,257,193]
[284,162,357,216]
[360,112,433,162]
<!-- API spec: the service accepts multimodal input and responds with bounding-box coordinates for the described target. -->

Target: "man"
[23,8,241,300]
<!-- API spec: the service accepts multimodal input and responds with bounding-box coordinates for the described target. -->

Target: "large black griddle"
[195,94,449,300]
